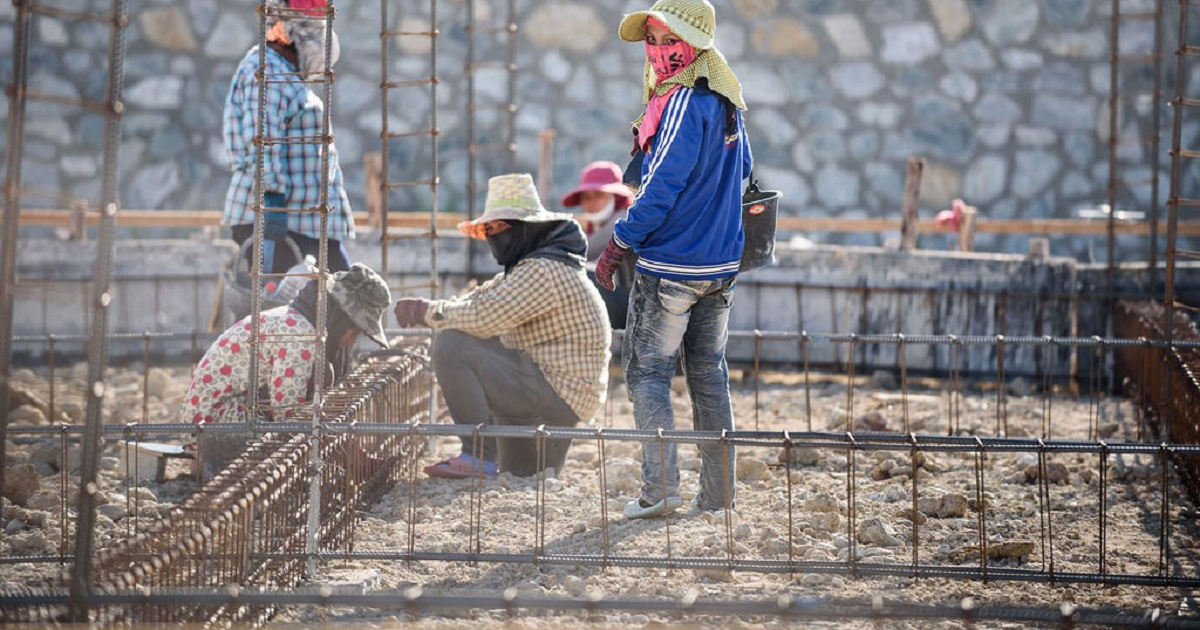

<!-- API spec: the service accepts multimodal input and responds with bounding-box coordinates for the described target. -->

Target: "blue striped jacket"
[613,82,753,281]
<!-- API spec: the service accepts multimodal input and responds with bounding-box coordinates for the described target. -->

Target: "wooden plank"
[13,208,1200,237]
[899,157,925,250]
[958,204,978,252]
[537,129,556,208]
[17,209,468,230]
[363,152,383,229]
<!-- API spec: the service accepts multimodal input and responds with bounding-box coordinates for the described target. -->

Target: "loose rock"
[11,529,48,555]
[857,517,903,547]
[854,411,888,432]
[736,457,771,481]
[918,493,969,518]
[2,464,41,507]
[1023,461,1069,484]
[8,405,47,426]
[804,493,841,514]
[781,447,822,467]
[98,502,128,521]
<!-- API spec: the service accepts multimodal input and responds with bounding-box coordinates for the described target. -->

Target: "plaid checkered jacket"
[222,46,354,241]
[425,258,612,422]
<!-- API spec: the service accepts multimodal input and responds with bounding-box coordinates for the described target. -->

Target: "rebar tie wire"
[1043,336,1057,439]
[974,436,988,583]
[996,334,1008,436]
[405,421,420,559]
[802,331,812,432]
[846,431,858,577]
[783,430,796,571]
[899,333,910,433]
[1098,440,1110,581]
[1158,442,1170,576]
[753,330,762,430]
[466,423,485,561]
[655,427,675,568]
[535,424,548,560]
[595,428,611,570]
[720,428,734,570]
[909,432,921,575]
[845,334,858,426]
[1037,438,1056,582]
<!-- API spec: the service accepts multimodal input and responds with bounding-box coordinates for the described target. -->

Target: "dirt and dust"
[3,364,1198,629]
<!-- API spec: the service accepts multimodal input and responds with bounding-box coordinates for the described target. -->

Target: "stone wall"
[2,0,1199,260]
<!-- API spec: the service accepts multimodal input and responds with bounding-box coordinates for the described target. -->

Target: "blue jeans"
[623,273,737,510]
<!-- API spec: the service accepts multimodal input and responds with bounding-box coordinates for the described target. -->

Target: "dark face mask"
[486,224,524,271]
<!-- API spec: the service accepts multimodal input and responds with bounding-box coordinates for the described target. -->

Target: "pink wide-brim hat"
[560,161,635,210]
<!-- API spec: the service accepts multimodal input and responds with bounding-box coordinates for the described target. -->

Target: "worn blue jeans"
[623,273,737,510]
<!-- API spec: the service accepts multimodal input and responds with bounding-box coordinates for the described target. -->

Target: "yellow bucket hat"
[619,0,716,50]
[619,0,746,111]
[458,174,575,240]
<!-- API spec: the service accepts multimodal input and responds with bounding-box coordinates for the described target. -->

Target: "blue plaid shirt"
[222,46,354,241]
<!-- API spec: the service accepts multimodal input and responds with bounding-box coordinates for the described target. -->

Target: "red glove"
[393,298,431,328]
[595,240,629,291]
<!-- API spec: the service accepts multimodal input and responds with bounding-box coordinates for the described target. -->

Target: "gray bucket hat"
[327,263,391,348]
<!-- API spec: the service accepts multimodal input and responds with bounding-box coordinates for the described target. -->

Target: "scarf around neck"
[634,47,746,151]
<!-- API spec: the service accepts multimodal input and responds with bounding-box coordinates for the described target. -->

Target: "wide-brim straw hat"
[561,161,635,209]
[327,263,391,348]
[619,0,717,50]
[458,173,575,240]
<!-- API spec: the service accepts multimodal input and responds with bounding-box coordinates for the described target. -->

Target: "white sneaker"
[624,496,684,519]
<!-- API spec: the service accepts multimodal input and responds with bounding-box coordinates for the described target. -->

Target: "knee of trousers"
[432,330,477,371]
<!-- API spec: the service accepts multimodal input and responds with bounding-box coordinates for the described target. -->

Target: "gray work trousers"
[432,330,581,476]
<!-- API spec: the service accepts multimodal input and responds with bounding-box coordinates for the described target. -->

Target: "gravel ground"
[3,363,1199,629]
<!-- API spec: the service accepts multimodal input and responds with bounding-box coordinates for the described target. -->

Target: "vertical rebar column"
[1107,0,1120,310]
[465,0,518,279]
[378,0,439,294]
[0,0,33,519]
[428,0,441,427]
[1163,0,1191,440]
[304,0,338,580]
[70,0,129,618]
[246,0,271,432]
[466,0,478,279]
[1148,0,1166,288]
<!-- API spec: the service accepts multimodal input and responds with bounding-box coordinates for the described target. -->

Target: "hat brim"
[618,10,713,50]
[363,325,388,349]
[457,210,577,240]
[560,182,635,208]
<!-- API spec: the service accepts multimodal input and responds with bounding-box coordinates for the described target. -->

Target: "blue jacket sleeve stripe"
[631,88,692,206]
[613,88,694,251]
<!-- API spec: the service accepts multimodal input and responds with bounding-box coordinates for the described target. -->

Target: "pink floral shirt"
[183,306,319,425]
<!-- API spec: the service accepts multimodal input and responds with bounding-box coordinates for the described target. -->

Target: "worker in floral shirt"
[184,263,391,428]
[393,174,611,479]
[222,0,354,273]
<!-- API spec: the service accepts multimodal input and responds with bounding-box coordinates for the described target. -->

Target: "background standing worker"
[222,0,354,273]
[595,0,753,519]
[561,161,636,328]
[393,174,611,479]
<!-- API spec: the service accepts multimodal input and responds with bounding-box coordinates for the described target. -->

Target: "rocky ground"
[2,363,1199,630]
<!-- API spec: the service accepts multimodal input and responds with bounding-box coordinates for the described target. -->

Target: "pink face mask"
[644,26,696,81]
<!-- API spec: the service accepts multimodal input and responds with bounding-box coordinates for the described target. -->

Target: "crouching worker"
[393,174,611,478]
[184,263,392,478]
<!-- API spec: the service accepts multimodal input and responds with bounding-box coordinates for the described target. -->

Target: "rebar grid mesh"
[4,590,1200,629]
[3,0,1200,628]
[0,350,431,624]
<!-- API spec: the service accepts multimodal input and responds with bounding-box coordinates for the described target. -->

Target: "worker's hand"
[262,192,288,241]
[595,240,629,291]
[393,297,431,328]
